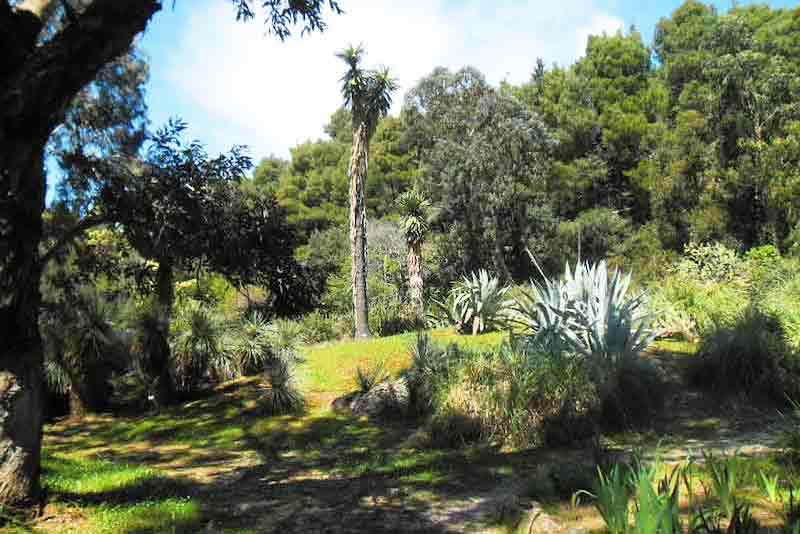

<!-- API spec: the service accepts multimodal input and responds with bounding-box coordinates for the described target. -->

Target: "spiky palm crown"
[397,189,431,246]
[337,45,397,136]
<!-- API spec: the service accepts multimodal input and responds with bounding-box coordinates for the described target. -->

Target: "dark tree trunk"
[0,143,46,507]
[349,123,371,338]
[148,258,176,406]
[0,0,161,506]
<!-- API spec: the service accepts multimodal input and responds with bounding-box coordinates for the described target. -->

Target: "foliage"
[690,306,800,402]
[676,242,741,283]
[404,66,554,280]
[40,286,129,414]
[298,310,339,344]
[170,302,234,393]
[440,270,512,335]
[397,189,431,246]
[516,259,657,365]
[414,339,599,449]
[553,208,632,266]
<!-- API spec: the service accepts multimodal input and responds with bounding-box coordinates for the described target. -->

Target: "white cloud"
[158,0,624,159]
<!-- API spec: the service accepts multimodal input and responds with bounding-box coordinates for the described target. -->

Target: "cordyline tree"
[337,45,396,338]
[397,189,430,325]
[0,0,340,507]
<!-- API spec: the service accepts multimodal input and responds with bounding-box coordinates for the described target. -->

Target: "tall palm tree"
[397,189,431,326]
[337,45,397,338]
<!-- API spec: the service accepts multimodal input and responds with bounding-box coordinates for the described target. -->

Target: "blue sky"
[137,0,796,164]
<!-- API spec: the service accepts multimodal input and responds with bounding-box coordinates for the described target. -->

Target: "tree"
[0,0,340,505]
[397,189,430,325]
[404,67,553,281]
[337,45,396,338]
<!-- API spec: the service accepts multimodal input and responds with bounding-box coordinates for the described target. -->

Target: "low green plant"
[515,259,657,365]
[573,463,631,534]
[703,451,739,517]
[230,312,272,375]
[630,461,682,534]
[761,471,782,503]
[298,310,338,344]
[445,269,512,335]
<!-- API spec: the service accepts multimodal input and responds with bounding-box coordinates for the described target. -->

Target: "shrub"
[677,241,741,283]
[230,312,272,375]
[426,408,483,449]
[41,288,129,415]
[438,269,512,335]
[298,310,338,344]
[422,340,599,449]
[648,270,747,335]
[598,357,666,431]
[690,307,800,402]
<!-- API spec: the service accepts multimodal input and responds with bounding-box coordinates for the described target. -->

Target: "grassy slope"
[30,330,507,534]
[26,332,797,533]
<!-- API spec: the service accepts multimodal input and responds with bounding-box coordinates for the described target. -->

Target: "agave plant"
[443,269,512,335]
[514,260,657,364]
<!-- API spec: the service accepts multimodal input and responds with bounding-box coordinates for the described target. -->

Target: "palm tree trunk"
[408,242,424,326]
[349,123,371,338]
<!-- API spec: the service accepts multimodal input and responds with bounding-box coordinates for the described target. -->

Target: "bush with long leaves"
[438,269,512,335]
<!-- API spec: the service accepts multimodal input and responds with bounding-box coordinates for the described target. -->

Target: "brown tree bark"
[0,0,161,506]
[407,242,424,326]
[348,123,371,338]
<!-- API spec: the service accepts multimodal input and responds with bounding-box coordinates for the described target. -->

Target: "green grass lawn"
[32,329,508,534]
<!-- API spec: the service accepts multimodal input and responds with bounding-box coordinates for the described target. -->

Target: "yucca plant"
[261,359,305,415]
[231,312,273,375]
[446,269,512,335]
[171,303,233,392]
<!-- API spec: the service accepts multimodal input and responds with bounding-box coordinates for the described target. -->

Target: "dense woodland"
[5,0,800,532]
